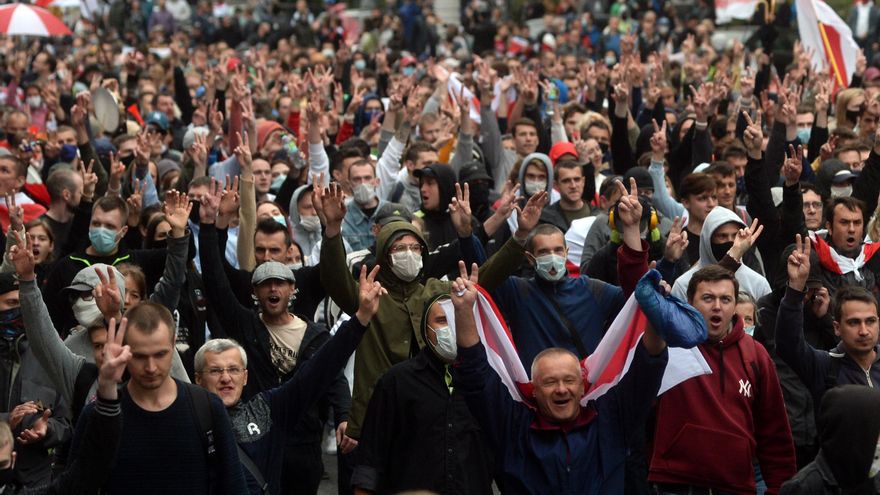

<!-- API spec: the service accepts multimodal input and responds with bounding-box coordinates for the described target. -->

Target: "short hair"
[112,134,137,149]
[347,159,375,179]
[562,103,587,123]
[0,155,26,179]
[92,195,130,222]
[418,112,440,128]
[188,175,213,191]
[25,218,55,263]
[832,285,878,321]
[826,196,866,225]
[403,141,436,164]
[721,144,748,161]
[117,263,146,304]
[511,118,538,135]
[524,223,564,252]
[123,302,176,344]
[705,161,736,178]
[686,264,740,302]
[194,338,248,373]
[530,347,579,380]
[599,176,623,200]
[678,173,717,200]
[555,160,583,175]
[255,218,292,247]
[46,168,80,202]
[585,119,611,135]
[800,182,821,197]
[834,144,862,158]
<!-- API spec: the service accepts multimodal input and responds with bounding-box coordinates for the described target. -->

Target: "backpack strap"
[389,181,405,203]
[236,445,270,494]
[545,293,589,360]
[185,383,218,492]
[72,362,99,423]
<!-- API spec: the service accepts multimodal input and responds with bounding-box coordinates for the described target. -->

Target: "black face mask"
[189,201,201,224]
[119,154,136,167]
[469,182,491,209]
[846,109,861,126]
[711,241,734,262]
[151,239,168,250]
[0,466,16,486]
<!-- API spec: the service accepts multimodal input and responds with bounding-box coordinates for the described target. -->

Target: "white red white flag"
[716,0,760,24]
[442,286,712,406]
[796,0,859,88]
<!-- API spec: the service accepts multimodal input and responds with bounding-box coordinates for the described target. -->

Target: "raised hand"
[198,178,223,224]
[354,265,387,325]
[728,218,764,262]
[782,144,804,186]
[108,152,126,195]
[742,110,763,158]
[515,190,548,239]
[218,175,241,218]
[126,180,143,227]
[319,182,347,236]
[5,193,22,233]
[98,317,132,401]
[93,265,122,317]
[8,229,35,280]
[451,260,479,309]
[663,216,689,263]
[787,234,812,291]
[81,159,97,200]
[449,183,473,238]
[690,84,710,123]
[650,119,668,161]
[163,190,192,238]
[616,178,643,229]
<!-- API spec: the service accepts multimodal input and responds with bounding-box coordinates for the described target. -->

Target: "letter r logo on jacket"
[247,423,260,435]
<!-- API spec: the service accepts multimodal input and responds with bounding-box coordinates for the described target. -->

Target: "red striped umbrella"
[0,3,71,37]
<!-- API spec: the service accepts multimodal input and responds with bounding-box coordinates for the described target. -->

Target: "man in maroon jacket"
[649,264,796,494]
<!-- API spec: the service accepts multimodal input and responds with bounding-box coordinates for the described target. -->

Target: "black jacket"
[199,224,350,445]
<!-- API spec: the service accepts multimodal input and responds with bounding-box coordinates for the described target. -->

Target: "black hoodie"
[781,385,880,493]
[416,163,462,251]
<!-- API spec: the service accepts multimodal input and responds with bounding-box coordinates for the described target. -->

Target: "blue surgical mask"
[604,56,616,67]
[354,59,366,71]
[534,254,567,282]
[797,127,811,144]
[744,325,755,336]
[89,227,120,255]
[272,215,287,227]
[429,325,457,361]
[402,66,416,77]
[271,174,287,192]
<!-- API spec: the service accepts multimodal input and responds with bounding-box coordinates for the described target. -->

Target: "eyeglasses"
[389,243,423,254]
[202,367,244,377]
[803,201,823,210]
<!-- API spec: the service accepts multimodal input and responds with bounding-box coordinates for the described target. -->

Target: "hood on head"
[816,159,847,199]
[518,153,555,196]
[419,291,450,356]
[699,206,746,264]
[288,184,311,225]
[354,93,382,135]
[818,385,880,488]
[375,220,427,272]
[416,163,457,213]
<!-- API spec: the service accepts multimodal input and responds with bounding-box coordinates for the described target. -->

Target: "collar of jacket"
[530,405,597,433]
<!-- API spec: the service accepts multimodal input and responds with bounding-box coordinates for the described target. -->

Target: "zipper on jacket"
[865,367,874,388]
[717,340,725,394]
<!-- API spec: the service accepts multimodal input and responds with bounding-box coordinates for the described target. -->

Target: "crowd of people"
[0,0,879,493]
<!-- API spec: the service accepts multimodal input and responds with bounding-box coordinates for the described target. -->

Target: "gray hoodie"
[672,206,771,300]
[289,184,323,262]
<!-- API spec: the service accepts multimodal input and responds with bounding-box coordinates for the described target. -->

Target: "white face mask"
[534,253,567,281]
[299,215,321,232]
[352,183,376,206]
[524,179,546,196]
[429,325,457,361]
[831,185,853,198]
[390,250,422,282]
[73,297,103,327]
[288,262,303,270]
[26,96,42,108]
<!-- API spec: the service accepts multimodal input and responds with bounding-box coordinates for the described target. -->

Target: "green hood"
[375,221,428,281]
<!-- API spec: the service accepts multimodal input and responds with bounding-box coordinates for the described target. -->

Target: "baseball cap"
[623,167,654,192]
[458,161,492,183]
[63,264,127,298]
[832,169,858,184]
[145,111,169,132]
[549,142,579,165]
[400,56,417,67]
[413,163,444,180]
[0,273,18,296]
[375,202,413,226]
[252,261,296,286]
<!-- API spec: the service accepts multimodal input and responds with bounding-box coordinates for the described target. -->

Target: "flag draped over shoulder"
[796,0,859,89]
[442,285,712,407]
[809,230,880,281]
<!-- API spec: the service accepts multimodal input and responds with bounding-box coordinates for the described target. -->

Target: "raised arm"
[233,134,256,271]
[317,180,360,314]
[148,191,192,310]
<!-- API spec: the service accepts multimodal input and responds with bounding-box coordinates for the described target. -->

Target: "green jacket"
[321,221,524,438]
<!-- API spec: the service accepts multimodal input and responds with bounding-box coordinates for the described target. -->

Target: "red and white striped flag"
[447,74,482,125]
[796,0,859,89]
[442,286,712,407]
[809,230,880,282]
